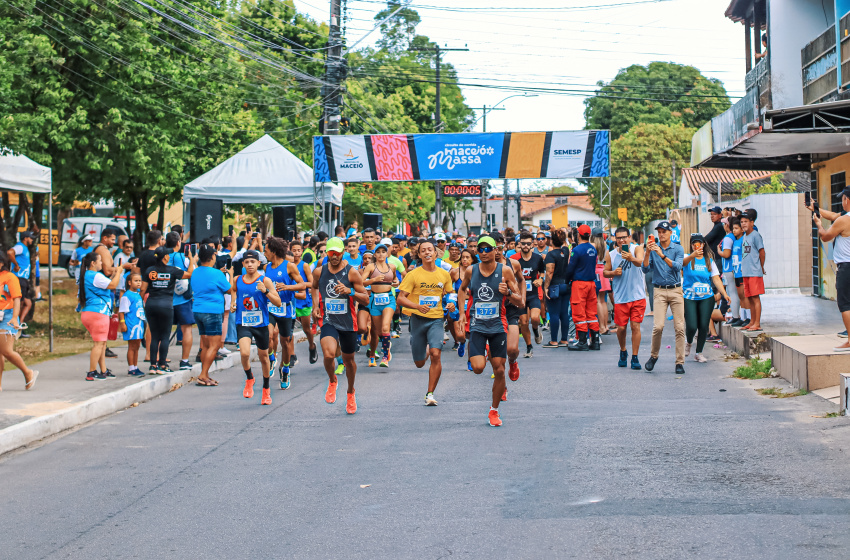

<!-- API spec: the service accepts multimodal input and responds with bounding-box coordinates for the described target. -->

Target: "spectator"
[566,225,599,351]
[603,227,646,370]
[813,187,850,350]
[739,210,765,331]
[642,221,686,374]
[0,253,38,390]
[165,232,195,371]
[192,244,231,385]
[79,252,122,380]
[118,273,145,377]
[591,229,611,335]
[69,234,94,281]
[716,217,743,325]
[542,229,570,348]
[8,231,35,324]
[755,33,768,61]
[114,238,136,293]
[346,220,359,238]
[682,234,731,363]
[334,225,345,239]
[703,206,726,258]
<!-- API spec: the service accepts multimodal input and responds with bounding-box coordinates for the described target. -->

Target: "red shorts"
[614,299,646,327]
[81,311,110,342]
[743,276,765,298]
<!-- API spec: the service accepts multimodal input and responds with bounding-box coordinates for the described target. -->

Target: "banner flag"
[313,130,609,182]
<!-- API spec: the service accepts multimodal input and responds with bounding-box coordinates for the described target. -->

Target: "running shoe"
[148,365,160,376]
[534,329,542,345]
[631,356,641,370]
[269,353,276,368]
[457,341,466,358]
[86,370,105,381]
[243,378,255,398]
[391,331,400,339]
[309,344,319,364]
[694,353,707,363]
[524,347,533,358]
[379,355,390,368]
[219,347,232,355]
[261,388,272,405]
[424,392,438,406]
[501,388,507,401]
[346,391,357,414]
[488,409,502,427]
[325,381,338,404]
[468,360,474,372]
[840,330,848,338]
[368,357,377,367]
[103,369,116,378]
[291,354,298,368]
[509,361,520,381]
[280,366,291,390]
[685,342,692,357]
[334,363,345,376]
[452,342,459,351]
[105,347,117,358]
[179,360,192,370]
[128,368,145,377]
[618,350,628,368]
[159,365,173,374]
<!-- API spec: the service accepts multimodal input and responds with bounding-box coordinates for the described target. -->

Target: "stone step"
[771,334,850,391]
[718,323,776,358]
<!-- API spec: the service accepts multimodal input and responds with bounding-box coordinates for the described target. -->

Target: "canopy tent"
[0,150,54,351]
[183,134,342,205]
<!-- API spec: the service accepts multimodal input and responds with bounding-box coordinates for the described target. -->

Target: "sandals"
[196,378,219,387]
[25,369,39,390]
[542,342,560,348]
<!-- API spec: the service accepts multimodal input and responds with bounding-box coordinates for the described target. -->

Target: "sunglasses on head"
[477,246,494,253]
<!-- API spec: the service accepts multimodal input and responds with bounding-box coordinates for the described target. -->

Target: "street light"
[467,93,538,133]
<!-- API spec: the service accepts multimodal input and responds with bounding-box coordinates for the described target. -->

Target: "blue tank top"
[682,255,716,301]
[721,233,736,274]
[466,263,507,335]
[732,236,743,278]
[236,274,270,327]
[265,261,295,318]
[295,261,312,308]
[83,270,114,314]
[13,242,30,279]
[610,244,646,304]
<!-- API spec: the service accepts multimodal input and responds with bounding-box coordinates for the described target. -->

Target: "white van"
[60,217,129,274]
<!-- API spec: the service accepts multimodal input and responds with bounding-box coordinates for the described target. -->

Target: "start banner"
[313,130,609,183]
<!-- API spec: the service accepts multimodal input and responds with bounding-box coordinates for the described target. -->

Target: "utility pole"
[410,44,468,229]
[671,160,677,208]
[322,0,345,136]
[503,179,509,229]
[468,104,502,235]
[516,179,522,230]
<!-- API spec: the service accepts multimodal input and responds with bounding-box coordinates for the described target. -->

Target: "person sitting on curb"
[812,187,850,351]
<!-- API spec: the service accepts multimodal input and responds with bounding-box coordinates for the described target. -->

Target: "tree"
[584,62,730,140]
[374,1,421,53]
[588,123,693,228]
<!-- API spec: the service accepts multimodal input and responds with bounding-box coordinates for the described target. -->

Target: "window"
[539,220,552,228]
[831,172,845,215]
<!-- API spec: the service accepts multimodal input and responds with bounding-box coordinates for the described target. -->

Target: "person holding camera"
[603,227,646,370]
[682,234,731,363]
[812,187,850,351]
[642,221,686,374]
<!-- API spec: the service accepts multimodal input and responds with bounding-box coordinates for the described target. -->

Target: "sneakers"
[179,360,192,370]
[644,356,657,372]
[685,343,692,357]
[534,329,542,345]
[524,347,533,358]
[128,368,145,377]
[509,361,520,381]
[269,353,276,368]
[391,330,400,339]
[452,342,459,351]
[424,392,438,406]
[159,365,173,374]
[105,347,117,358]
[218,347,232,355]
[309,344,319,364]
[675,364,686,375]
[457,341,466,358]
[243,378,255,398]
[467,360,474,372]
[86,370,106,381]
[325,381,338,404]
[839,330,848,338]
[103,369,116,378]
[694,353,707,363]
[261,388,272,405]
[631,355,641,370]
[379,355,390,368]
[618,350,628,368]
[280,366,291,390]
[334,363,345,376]
[149,365,161,376]
[290,354,298,368]
[488,409,502,427]
[501,388,507,401]
[368,357,377,367]
[346,391,357,414]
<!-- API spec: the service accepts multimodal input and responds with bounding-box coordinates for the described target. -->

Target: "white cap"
[81,235,93,242]
[434,232,447,241]
[380,237,393,246]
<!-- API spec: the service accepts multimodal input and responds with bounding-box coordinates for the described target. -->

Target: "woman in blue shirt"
[682,234,731,364]
[79,252,122,380]
[192,244,232,386]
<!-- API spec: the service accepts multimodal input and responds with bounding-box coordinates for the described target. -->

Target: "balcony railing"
[802,24,839,104]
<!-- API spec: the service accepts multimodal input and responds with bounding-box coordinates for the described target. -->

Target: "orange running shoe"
[325,381,338,404]
[509,361,520,381]
[261,388,272,405]
[488,409,502,427]
[243,378,255,398]
[501,388,508,401]
[346,391,357,414]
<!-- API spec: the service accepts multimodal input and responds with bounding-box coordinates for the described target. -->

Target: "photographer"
[603,227,646,369]
[813,187,850,351]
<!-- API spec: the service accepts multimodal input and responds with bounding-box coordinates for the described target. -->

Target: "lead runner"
[458,236,523,427]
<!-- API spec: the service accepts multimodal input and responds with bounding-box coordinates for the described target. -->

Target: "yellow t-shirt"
[398,248,410,258]
[398,266,453,319]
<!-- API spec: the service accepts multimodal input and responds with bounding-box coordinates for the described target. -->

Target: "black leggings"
[145,303,173,366]
[684,297,715,354]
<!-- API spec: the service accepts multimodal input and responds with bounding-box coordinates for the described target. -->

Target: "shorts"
[194,312,223,336]
[468,331,508,360]
[743,276,765,298]
[18,277,30,299]
[408,314,445,362]
[837,264,850,312]
[81,310,110,342]
[369,291,397,316]
[173,301,195,326]
[613,299,646,327]
[236,324,270,350]
[295,306,313,318]
[320,323,358,354]
[525,296,541,311]
[0,309,16,335]
[506,304,522,326]
[269,313,294,338]
[734,276,743,287]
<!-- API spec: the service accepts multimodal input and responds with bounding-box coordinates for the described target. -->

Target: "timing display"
[443,184,482,197]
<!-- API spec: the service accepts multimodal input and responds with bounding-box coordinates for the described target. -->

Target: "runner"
[311,238,369,414]
[516,232,546,358]
[396,239,456,406]
[456,247,478,362]
[290,240,319,363]
[231,250,282,405]
[458,236,522,427]
[493,232,526,383]
[603,227,646,369]
[264,237,306,390]
[361,242,400,367]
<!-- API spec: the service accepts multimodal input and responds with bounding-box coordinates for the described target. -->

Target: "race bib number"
[525,280,532,292]
[693,282,712,296]
[374,293,391,306]
[268,304,286,316]
[242,310,262,326]
[326,299,348,315]
[475,301,499,319]
[419,295,440,309]
[136,308,146,321]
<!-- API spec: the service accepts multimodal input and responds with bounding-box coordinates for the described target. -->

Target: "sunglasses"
[536,237,546,241]
[477,246,494,253]
[520,242,533,246]
[496,245,504,251]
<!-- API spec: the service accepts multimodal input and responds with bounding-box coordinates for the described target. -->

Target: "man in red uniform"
[567,225,600,351]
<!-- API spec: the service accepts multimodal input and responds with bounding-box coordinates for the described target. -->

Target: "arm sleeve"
[669,246,684,274]
[119,296,131,313]
[93,272,112,289]
[722,237,733,251]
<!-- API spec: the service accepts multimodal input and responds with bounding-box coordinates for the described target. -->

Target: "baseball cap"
[326,237,345,253]
[591,227,603,236]
[477,236,496,247]
[721,217,729,225]
[375,243,389,252]
[393,234,406,241]
[81,234,93,242]
[380,237,393,246]
[709,206,722,214]
[20,231,35,239]
[242,250,261,262]
[655,221,673,231]
[434,232,447,241]
[834,187,850,199]
[577,224,592,236]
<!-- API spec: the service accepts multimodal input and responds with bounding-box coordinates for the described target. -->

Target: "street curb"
[0,348,259,457]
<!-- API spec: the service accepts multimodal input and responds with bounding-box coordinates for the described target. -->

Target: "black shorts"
[505,305,522,326]
[236,324,270,351]
[525,296,541,311]
[734,277,743,287]
[468,331,508,360]
[18,277,30,299]
[268,314,293,338]
[838,264,850,313]
[321,323,358,354]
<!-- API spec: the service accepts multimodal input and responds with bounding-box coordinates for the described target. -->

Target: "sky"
[293,0,745,190]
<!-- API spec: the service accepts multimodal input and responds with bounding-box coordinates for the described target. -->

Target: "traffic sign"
[617,207,628,221]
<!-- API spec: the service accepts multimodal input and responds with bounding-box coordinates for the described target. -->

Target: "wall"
[678,177,698,208]
[769,0,835,109]
[551,204,570,230]
[814,151,850,299]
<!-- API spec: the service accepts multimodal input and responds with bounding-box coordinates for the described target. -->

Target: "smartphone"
[184,244,191,257]
[814,202,821,218]
[648,234,655,244]
[228,224,234,236]
[693,241,703,251]
[805,192,812,207]
[191,243,199,257]
[246,222,252,234]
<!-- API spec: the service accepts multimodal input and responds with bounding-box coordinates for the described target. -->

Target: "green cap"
[326,237,345,253]
[477,236,496,248]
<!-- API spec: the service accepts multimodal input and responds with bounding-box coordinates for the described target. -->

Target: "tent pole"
[48,189,53,352]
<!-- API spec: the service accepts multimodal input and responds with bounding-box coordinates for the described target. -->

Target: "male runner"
[517,232,546,357]
[264,237,306,390]
[311,237,369,414]
[603,227,646,369]
[360,228,378,255]
[231,250,282,405]
[291,240,318,363]
[343,237,363,267]
[493,232,525,382]
[397,239,456,406]
[458,236,522,427]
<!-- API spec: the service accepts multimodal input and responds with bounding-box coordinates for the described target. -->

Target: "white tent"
[0,150,54,351]
[183,134,343,205]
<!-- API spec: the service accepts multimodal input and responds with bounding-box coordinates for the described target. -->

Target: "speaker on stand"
[273,205,297,241]
[363,213,383,232]
[190,198,223,243]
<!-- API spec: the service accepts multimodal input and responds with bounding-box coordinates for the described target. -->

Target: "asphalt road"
[3,320,850,560]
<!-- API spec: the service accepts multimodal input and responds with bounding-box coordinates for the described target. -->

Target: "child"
[119,273,146,376]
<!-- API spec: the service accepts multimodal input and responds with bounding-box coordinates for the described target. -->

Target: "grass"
[817,412,843,418]
[732,357,773,379]
[756,387,809,398]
